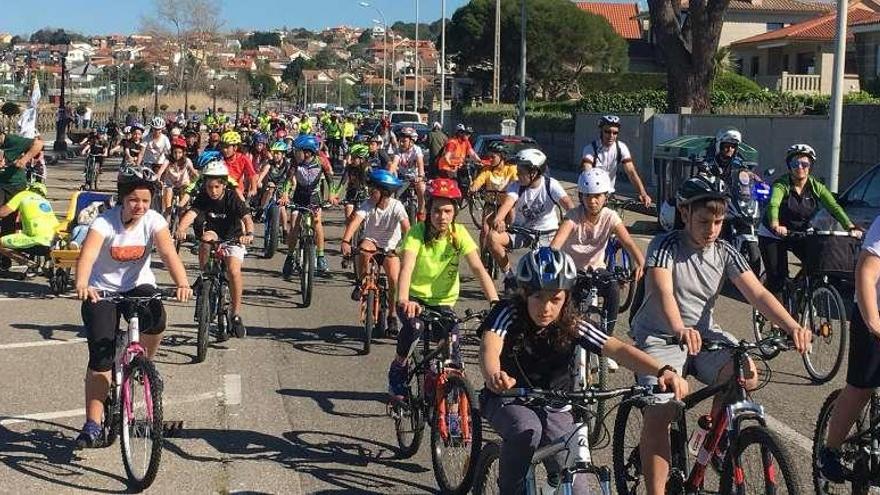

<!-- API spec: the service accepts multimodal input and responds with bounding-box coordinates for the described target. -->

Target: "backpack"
[591,140,623,175]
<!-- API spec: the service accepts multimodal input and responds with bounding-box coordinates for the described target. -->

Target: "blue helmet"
[368,168,403,190]
[196,150,223,170]
[253,132,269,145]
[294,134,319,153]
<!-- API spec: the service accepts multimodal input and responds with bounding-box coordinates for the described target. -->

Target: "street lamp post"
[361,2,387,114]
[209,83,216,115]
[152,64,159,117]
[414,0,420,111]
[518,0,527,135]
[113,65,120,122]
[440,0,447,126]
[54,46,69,152]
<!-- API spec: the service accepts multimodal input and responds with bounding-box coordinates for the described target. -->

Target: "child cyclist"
[387,178,500,399]
[479,247,688,494]
[629,174,811,495]
[281,134,334,278]
[330,143,372,220]
[469,141,518,252]
[256,140,293,231]
[175,159,254,340]
[73,166,192,448]
[155,136,198,221]
[340,168,411,335]
[550,168,644,337]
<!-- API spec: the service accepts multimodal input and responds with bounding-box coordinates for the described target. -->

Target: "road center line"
[0,391,220,427]
[223,374,242,406]
[764,412,814,454]
[0,338,87,350]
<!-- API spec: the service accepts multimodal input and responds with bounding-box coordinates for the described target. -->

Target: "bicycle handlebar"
[786,229,862,239]
[507,225,556,239]
[418,306,488,325]
[655,333,792,354]
[97,287,179,302]
[576,267,633,286]
[498,385,657,404]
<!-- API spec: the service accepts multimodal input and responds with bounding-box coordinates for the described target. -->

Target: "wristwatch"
[656,365,677,378]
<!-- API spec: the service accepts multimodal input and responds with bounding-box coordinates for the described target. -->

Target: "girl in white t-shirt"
[73,166,191,449]
[340,169,411,335]
[139,120,171,171]
[550,169,644,335]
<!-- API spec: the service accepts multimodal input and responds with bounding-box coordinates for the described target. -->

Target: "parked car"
[811,163,880,231]
[389,111,424,124]
[472,134,539,159]
[370,122,430,147]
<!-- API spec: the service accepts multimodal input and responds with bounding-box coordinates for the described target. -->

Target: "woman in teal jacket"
[758,144,858,295]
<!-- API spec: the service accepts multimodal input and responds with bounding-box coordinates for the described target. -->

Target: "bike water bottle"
[688,414,712,455]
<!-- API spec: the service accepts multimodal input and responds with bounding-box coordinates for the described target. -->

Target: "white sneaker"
[606,357,619,372]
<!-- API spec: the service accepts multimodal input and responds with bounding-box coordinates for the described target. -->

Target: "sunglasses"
[789,160,811,169]
[603,130,619,136]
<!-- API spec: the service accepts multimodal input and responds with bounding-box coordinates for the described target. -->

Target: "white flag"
[18,78,41,138]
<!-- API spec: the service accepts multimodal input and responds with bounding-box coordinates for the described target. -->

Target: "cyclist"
[343,114,357,146]
[386,178,499,400]
[391,126,426,220]
[139,117,171,173]
[248,132,271,172]
[184,129,201,164]
[487,148,574,292]
[204,129,222,153]
[479,247,688,494]
[759,144,858,298]
[437,124,480,179]
[818,214,880,482]
[298,113,313,135]
[367,134,391,171]
[469,141,517,250]
[550,168,644,337]
[219,130,258,200]
[340,168,411,335]
[155,136,198,221]
[704,128,753,182]
[330,143,371,221]
[281,134,334,278]
[0,182,59,253]
[73,166,191,448]
[629,174,811,495]
[111,122,145,169]
[81,128,109,176]
[325,114,344,160]
[581,115,652,207]
[175,159,254,340]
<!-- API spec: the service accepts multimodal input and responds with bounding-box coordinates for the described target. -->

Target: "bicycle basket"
[801,234,861,278]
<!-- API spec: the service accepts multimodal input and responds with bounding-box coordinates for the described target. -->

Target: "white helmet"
[514,148,547,173]
[150,116,165,130]
[715,128,742,155]
[578,169,612,195]
[202,160,229,177]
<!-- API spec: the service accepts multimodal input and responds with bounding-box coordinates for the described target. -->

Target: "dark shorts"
[81,285,167,372]
[846,306,880,389]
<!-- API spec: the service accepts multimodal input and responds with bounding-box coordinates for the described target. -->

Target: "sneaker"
[75,420,103,449]
[388,360,409,401]
[282,255,295,280]
[350,285,362,301]
[386,317,399,337]
[316,255,329,274]
[817,447,847,483]
[231,314,247,338]
[607,357,619,372]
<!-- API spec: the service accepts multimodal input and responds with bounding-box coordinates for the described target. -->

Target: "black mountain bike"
[193,239,236,363]
[813,388,880,494]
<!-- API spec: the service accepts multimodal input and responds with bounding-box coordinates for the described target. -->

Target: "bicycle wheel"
[719,425,802,495]
[751,309,783,359]
[468,193,485,227]
[612,398,648,495]
[608,240,636,313]
[216,281,231,337]
[812,389,871,495]
[803,283,848,383]
[472,440,501,495]
[263,205,280,259]
[584,352,609,447]
[195,278,212,363]
[362,289,374,355]
[300,238,315,307]
[120,355,163,491]
[393,363,426,458]
[102,393,119,447]
[431,372,482,494]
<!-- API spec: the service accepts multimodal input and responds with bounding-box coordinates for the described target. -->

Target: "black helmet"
[117,166,159,196]
[676,173,727,206]
[486,141,506,156]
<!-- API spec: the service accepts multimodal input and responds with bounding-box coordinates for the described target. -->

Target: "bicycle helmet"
[577,168,612,195]
[118,166,159,195]
[170,136,187,149]
[149,116,165,130]
[190,115,200,123]
[427,178,462,200]
[122,125,132,134]
[269,141,289,153]
[202,159,229,178]
[294,134,319,153]
[398,126,418,140]
[598,115,621,128]
[516,247,578,292]
[196,150,223,170]
[676,173,728,206]
[350,143,370,159]
[455,123,467,133]
[220,131,242,146]
[369,134,383,145]
[785,143,816,165]
[368,168,403,191]
[715,128,742,155]
[130,122,145,132]
[253,132,269,145]
[28,182,48,198]
[97,126,107,135]
[514,148,547,173]
[485,141,506,156]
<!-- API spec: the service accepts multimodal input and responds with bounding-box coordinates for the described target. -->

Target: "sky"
[1,0,470,37]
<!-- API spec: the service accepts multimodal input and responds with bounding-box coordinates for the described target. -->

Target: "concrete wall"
[841,105,880,187]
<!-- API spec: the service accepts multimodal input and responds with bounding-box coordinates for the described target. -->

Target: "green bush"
[578,72,667,93]
[462,104,575,132]
[712,72,762,94]
[575,90,668,113]
[127,105,138,113]
[159,104,169,112]
[0,102,20,117]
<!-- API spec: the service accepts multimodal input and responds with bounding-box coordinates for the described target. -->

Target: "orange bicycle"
[353,247,391,355]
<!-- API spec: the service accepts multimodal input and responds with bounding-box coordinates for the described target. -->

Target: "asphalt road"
[0,156,852,493]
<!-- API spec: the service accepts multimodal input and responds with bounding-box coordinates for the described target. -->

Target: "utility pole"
[414,0,420,110]
[828,0,849,192]
[152,64,159,116]
[517,0,527,135]
[54,47,69,152]
[440,0,446,127]
[113,66,120,122]
[493,0,501,104]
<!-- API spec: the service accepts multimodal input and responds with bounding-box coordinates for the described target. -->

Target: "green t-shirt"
[0,135,34,186]
[5,190,59,239]
[401,222,477,307]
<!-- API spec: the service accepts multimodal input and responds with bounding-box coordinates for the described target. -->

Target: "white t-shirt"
[87,207,168,292]
[581,139,632,191]
[396,145,423,177]
[355,198,408,250]
[83,107,93,120]
[562,206,623,270]
[142,134,171,166]
[506,176,567,232]
[862,216,880,307]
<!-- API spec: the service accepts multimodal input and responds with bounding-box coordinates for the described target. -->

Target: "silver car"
[812,164,880,231]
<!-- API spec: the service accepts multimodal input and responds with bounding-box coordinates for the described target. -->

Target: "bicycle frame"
[358,252,387,326]
[524,421,612,495]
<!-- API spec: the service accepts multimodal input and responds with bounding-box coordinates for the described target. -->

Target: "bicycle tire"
[812,388,871,495]
[608,239,636,313]
[195,278,212,363]
[263,205,280,259]
[612,397,649,495]
[301,238,315,307]
[168,210,181,254]
[362,289,374,355]
[394,363,426,458]
[802,283,848,383]
[430,373,482,494]
[471,440,501,495]
[584,352,609,447]
[120,355,163,491]
[751,308,783,359]
[468,193,484,227]
[719,425,802,495]
[102,394,118,447]
[217,280,231,336]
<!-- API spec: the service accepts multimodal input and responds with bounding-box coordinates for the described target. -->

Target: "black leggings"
[759,235,807,295]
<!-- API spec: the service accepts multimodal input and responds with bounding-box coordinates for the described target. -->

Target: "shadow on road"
[276,388,387,419]
[246,324,394,357]
[9,322,84,341]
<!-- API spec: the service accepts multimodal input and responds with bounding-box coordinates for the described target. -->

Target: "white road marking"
[0,391,220,427]
[764,412,814,454]
[223,374,242,406]
[0,338,87,350]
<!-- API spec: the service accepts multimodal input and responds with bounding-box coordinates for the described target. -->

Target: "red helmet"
[171,136,187,149]
[275,128,288,139]
[427,178,462,200]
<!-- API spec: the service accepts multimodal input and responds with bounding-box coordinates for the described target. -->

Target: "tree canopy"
[29,28,88,45]
[241,31,282,49]
[447,0,627,101]
[389,20,443,42]
[282,57,317,87]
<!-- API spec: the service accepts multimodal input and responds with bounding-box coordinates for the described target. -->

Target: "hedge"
[578,72,667,93]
